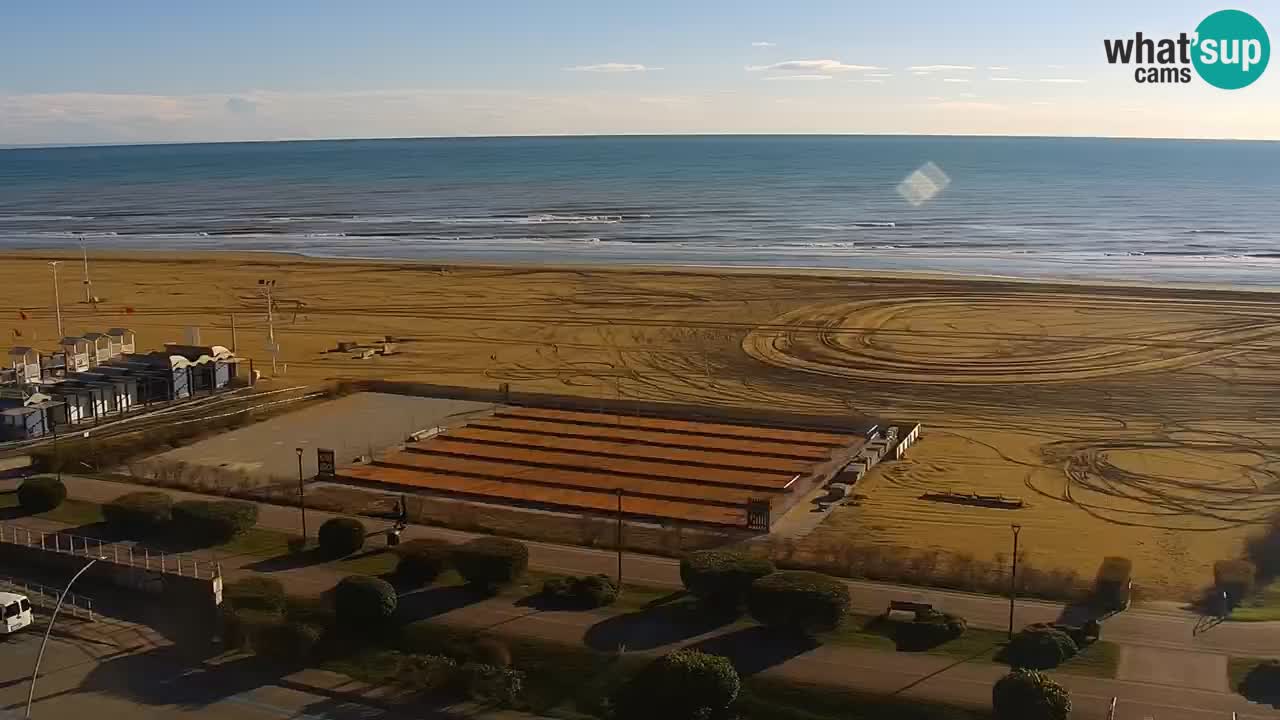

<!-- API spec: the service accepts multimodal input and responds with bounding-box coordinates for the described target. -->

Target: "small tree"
[1093,556,1132,610]
[18,477,66,513]
[452,537,529,592]
[747,570,850,635]
[992,669,1070,720]
[680,550,775,612]
[103,491,173,535]
[1213,559,1256,607]
[1006,624,1078,669]
[318,517,366,558]
[614,649,739,720]
[395,538,453,586]
[334,575,397,624]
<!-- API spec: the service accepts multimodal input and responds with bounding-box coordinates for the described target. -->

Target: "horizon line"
[3,130,1279,151]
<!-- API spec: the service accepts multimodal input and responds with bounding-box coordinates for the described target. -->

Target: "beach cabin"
[60,337,91,373]
[82,332,114,365]
[163,343,241,393]
[0,389,61,440]
[106,328,136,356]
[90,367,140,412]
[7,347,41,385]
[40,382,92,425]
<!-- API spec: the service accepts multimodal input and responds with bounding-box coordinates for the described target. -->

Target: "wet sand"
[5,249,1280,598]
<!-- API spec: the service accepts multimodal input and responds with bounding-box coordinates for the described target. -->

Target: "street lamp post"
[295,447,307,540]
[48,261,64,338]
[1008,523,1021,639]
[27,557,103,719]
[615,488,624,589]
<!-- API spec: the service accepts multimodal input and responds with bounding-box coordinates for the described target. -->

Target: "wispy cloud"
[987,66,1009,71]
[747,59,882,73]
[866,73,893,78]
[565,63,658,73]
[990,77,1027,82]
[1039,78,1085,84]
[908,65,975,72]
[942,78,970,83]
[764,74,834,81]
[751,41,777,48]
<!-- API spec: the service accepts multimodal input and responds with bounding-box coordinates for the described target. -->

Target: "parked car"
[1,592,33,634]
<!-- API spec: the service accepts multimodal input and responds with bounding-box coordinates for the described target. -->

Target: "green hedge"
[680,550,775,612]
[224,576,287,613]
[318,517,366,558]
[747,570,850,635]
[452,537,529,591]
[992,669,1071,720]
[334,575,397,624]
[18,477,66,513]
[394,538,453,585]
[252,621,321,665]
[103,491,173,535]
[1006,624,1078,670]
[614,649,739,720]
[895,610,967,651]
[170,499,258,544]
[541,574,618,609]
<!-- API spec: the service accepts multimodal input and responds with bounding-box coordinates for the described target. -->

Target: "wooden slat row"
[502,406,855,446]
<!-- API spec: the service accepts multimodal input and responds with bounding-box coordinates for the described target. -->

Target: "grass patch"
[1056,640,1120,679]
[738,676,990,720]
[825,615,1001,663]
[1229,582,1280,622]
[0,493,105,526]
[1229,656,1260,693]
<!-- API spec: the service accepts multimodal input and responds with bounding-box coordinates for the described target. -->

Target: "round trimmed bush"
[334,575,397,624]
[1006,624,1078,670]
[747,570,850,635]
[225,576,287,613]
[452,537,529,591]
[680,550,775,612]
[18,477,66,514]
[896,610,967,651]
[992,669,1071,720]
[103,491,173,535]
[614,649,739,720]
[171,499,258,544]
[318,517,366,558]
[395,538,453,585]
[541,574,618,609]
[252,621,321,665]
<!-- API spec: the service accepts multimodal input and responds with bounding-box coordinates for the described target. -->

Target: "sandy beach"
[5,249,1280,599]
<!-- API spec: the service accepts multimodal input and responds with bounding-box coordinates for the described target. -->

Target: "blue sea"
[3,135,1280,286]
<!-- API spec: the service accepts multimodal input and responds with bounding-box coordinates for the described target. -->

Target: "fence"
[0,522,221,580]
[0,575,94,621]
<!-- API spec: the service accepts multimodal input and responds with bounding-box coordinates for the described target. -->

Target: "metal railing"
[0,522,221,580]
[0,576,94,621]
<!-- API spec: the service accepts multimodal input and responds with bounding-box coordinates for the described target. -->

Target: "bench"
[887,600,933,616]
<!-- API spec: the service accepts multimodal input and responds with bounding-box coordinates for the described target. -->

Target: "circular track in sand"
[743,293,1280,384]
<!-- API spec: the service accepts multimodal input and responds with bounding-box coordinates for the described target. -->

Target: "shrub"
[459,662,525,706]
[334,575,397,624]
[747,570,850,635]
[103,491,173,534]
[614,649,740,720]
[398,654,460,695]
[680,550,776,612]
[318,517,366,558]
[895,610,967,651]
[221,607,280,651]
[170,499,258,544]
[1093,556,1132,609]
[284,594,336,629]
[541,574,619,609]
[1006,624,1078,670]
[399,620,472,659]
[1214,559,1256,606]
[18,477,66,513]
[472,637,512,668]
[1239,659,1280,704]
[452,537,529,591]
[252,621,320,665]
[224,576,287,613]
[395,538,453,585]
[992,669,1071,720]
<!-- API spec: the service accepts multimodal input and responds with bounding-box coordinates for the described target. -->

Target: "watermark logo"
[1104,9,1269,88]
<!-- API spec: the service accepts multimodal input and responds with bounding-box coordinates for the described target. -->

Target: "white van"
[1,592,33,634]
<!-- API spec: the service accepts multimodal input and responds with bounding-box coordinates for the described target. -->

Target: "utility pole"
[80,237,92,304]
[1008,523,1021,639]
[259,279,277,375]
[295,447,307,540]
[48,261,64,337]
[615,488,624,589]
[230,313,238,353]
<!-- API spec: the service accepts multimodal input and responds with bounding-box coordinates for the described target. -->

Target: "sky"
[2,0,1278,145]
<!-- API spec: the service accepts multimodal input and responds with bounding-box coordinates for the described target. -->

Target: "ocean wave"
[0,214,95,221]
[805,222,897,230]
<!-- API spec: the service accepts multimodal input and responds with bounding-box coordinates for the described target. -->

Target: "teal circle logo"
[1193,9,1270,89]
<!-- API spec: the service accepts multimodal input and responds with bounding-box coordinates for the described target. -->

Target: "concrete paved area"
[145,393,494,481]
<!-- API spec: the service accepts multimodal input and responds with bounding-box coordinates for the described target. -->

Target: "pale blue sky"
[2,1,1276,144]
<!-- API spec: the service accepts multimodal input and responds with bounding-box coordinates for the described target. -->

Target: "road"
[48,474,1280,657]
